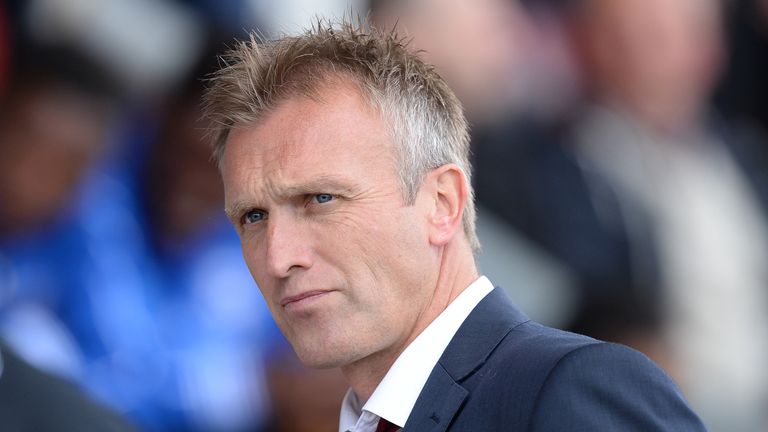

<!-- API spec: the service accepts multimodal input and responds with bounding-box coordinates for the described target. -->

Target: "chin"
[295,349,350,369]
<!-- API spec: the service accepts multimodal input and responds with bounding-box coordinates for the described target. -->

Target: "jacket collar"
[403,287,529,431]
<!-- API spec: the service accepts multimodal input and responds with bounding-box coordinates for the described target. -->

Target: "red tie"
[376,418,400,432]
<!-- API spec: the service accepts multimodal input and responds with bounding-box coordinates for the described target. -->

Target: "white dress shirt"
[338,276,495,432]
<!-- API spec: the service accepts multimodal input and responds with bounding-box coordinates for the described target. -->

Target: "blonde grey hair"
[203,19,479,251]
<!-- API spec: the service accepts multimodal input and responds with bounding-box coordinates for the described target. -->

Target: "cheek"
[323,205,417,261]
[342,208,431,298]
[240,236,270,290]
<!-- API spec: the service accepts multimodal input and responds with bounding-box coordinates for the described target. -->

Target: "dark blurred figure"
[142,69,223,249]
[0,5,9,95]
[716,0,768,136]
[0,341,135,431]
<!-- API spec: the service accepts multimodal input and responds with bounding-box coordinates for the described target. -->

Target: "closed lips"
[280,290,334,307]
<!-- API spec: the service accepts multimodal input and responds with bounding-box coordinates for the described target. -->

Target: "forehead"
[221,82,397,199]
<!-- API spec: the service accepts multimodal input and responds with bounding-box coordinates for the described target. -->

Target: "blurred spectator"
[0,43,117,236]
[0,41,120,376]
[371,0,577,126]
[0,18,278,432]
[371,0,523,125]
[482,0,768,430]
[569,0,724,133]
[0,9,133,432]
[370,0,583,328]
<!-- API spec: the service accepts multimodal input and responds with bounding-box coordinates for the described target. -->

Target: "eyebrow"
[224,175,359,222]
[224,201,255,224]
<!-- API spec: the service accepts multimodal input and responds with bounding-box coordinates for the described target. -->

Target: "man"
[203,20,706,431]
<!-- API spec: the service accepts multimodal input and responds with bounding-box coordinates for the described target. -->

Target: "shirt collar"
[339,276,494,431]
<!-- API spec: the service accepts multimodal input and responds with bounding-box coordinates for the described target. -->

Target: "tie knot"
[376,417,400,432]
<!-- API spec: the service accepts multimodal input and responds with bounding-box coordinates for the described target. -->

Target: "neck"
[342,238,479,403]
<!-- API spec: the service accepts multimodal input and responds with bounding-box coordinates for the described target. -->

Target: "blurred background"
[0,0,767,431]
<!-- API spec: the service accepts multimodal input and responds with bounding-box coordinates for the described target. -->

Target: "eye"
[312,194,335,204]
[243,209,267,225]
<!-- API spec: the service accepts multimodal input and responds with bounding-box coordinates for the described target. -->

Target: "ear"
[424,164,468,247]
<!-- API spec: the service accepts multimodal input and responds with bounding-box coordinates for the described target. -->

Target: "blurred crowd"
[1,0,767,431]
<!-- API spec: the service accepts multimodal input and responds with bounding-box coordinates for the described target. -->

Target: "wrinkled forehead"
[215,69,393,165]
[220,81,399,194]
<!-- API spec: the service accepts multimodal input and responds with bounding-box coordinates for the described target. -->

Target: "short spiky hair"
[203,18,479,251]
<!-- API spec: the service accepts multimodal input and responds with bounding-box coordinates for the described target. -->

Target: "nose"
[264,214,314,278]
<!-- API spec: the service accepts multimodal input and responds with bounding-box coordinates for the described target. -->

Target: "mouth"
[280,290,336,308]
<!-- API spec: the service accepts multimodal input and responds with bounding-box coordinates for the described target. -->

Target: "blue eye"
[244,209,266,224]
[314,194,334,204]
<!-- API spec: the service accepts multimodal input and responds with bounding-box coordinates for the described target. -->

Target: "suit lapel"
[401,364,468,432]
[402,288,529,431]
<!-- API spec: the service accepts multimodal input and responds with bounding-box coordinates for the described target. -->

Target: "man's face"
[222,83,437,368]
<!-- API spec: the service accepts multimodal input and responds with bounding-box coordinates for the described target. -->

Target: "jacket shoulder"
[493,326,707,431]
[455,322,706,431]
[529,340,706,431]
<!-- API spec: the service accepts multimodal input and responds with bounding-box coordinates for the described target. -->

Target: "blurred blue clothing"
[0,211,91,380]
[0,126,284,431]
